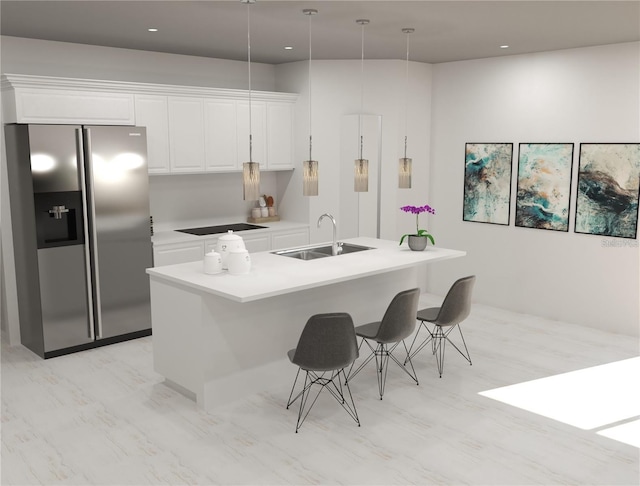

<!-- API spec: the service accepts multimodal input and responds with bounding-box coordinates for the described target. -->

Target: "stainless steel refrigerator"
[4,124,153,358]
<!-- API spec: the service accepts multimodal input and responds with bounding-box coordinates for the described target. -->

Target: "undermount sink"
[273,243,373,260]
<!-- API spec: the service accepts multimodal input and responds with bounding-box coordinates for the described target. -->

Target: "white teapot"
[215,230,245,269]
[227,248,251,275]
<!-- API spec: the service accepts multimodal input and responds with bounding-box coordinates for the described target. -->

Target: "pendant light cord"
[359,21,365,160]
[308,11,313,161]
[404,31,409,159]
[246,1,253,163]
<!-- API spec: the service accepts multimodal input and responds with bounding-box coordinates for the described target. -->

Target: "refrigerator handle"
[76,128,101,340]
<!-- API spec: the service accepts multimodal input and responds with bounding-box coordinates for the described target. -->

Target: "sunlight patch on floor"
[598,419,640,448]
[479,357,640,444]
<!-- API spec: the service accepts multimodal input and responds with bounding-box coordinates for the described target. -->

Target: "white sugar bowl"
[227,248,251,275]
[203,250,223,274]
[215,230,245,269]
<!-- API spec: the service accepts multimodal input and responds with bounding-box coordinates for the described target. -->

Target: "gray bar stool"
[346,288,421,399]
[286,312,360,433]
[406,275,476,377]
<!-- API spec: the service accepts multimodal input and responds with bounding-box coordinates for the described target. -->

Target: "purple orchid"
[399,204,436,246]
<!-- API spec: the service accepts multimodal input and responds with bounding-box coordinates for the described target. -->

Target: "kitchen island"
[146,237,465,409]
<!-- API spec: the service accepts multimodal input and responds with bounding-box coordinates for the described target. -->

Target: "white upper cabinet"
[236,100,266,168]
[204,99,239,171]
[168,96,206,172]
[134,94,170,174]
[1,75,297,175]
[266,102,294,170]
[2,75,135,125]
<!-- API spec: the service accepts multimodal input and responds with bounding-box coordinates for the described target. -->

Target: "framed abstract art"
[463,143,513,225]
[575,143,640,239]
[515,143,574,232]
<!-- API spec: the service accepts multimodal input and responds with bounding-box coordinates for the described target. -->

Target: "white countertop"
[146,237,466,303]
[152,219,310,246]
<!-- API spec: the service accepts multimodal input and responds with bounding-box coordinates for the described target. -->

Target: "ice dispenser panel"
[34,191,84,249]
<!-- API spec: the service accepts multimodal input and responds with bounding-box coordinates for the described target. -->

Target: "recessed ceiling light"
[148,28,158,32]
[500,45,509,49]
[284,46,293,50]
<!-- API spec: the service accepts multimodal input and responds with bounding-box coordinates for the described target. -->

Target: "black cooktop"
[176,223,266,236]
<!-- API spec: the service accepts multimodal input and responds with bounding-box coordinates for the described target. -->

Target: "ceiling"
[1,1,639,65]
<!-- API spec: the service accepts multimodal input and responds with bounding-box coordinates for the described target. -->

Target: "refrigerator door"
[38,246,93,351]
[83,126,152,339]
[28,125,94,352]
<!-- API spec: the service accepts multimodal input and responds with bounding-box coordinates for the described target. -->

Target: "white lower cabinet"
[242,233,271,253]
[153,227,308,267]
[204,240,218,254]
[204,234,270,254]
[271,229,309,250]
[153,241,205,267]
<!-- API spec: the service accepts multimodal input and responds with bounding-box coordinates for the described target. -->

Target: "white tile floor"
[2,294,639,485]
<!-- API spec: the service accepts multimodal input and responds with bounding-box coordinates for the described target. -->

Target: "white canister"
[227,248,251,275]
[215,230,246,269]
[203,250,223,274]
[251,207,261,219]
[261,207,269,218]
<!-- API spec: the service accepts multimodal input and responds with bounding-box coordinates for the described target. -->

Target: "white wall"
[0,36,276,90]
[275,59,432,246]
[149,172,278,229]
[429,42,640,336]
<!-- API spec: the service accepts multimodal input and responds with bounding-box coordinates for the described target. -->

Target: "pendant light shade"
[354,19,369,193]
[399,156,412,189]
[399,28,414,189]
[303,8,319,196]
[243,160,260,200]
[303,159,318,196]
[354,157,369,192]
[242,0,260,201]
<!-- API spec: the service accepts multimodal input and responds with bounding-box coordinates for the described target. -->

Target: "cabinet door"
[13,88,135,125]
[168,97,205,172]
[266,102,294,170]
[271,229,310,251]
[243,233,271,253]
[153,242,204,267]
[204,239,218,253]
[237,101,266,166]
[204,99,238,171]
[135,95,170,174]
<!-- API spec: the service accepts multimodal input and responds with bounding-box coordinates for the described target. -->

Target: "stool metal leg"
[288,368,361,432]
[433,324,472,377]
[405,320,435,363]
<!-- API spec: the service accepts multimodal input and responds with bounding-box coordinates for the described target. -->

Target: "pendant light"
[354,19,369,192]
[242,0,260,201]
[302,8,319,196]
[399,27,414,189]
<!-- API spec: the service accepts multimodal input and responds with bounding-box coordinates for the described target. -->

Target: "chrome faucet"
[317,213,340,256]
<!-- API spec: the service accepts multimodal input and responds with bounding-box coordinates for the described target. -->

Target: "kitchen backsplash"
[148,172,278,226]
